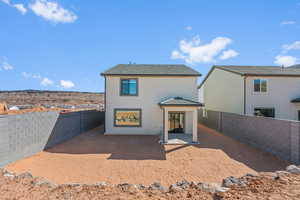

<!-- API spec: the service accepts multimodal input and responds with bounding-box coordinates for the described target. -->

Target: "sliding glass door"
[168,112,185,133]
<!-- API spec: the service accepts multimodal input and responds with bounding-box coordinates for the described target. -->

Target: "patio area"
[5,124,289,186]
[160,134,196,144]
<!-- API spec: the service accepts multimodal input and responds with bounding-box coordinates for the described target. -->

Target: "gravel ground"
[219,172,300,199]
[5,125,288,186]
[1,168,300,200]
[0,169,214,200]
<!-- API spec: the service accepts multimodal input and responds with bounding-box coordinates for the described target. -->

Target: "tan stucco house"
[101,64,202,143]
[199,65,300,120]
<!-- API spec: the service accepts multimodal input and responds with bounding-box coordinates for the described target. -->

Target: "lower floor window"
[114,109,142,127]
[254,108,275,118]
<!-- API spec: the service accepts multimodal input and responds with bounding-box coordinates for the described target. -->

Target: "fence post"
[290,121,300,164]
[79,111,82,133]
[218,112,223,132]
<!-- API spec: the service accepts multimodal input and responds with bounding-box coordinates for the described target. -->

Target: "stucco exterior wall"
[200,68,244,114]
[105,76,198,135]
[245,76,300,120]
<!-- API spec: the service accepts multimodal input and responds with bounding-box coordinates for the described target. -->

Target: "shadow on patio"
[45,125,288,172]
[45,126,167,160]
[7,124,290,185]
[196,124,290,172]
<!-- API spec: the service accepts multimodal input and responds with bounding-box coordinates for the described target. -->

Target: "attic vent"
[174,97,183,100]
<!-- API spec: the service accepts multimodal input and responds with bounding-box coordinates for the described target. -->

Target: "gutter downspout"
[162,107,165,143]
[104,76,106,133]
[243,76,246,115]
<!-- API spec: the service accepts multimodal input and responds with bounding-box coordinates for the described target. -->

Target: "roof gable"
[159,96,203,107]
[215,65,300,76]
[101,64,201,76]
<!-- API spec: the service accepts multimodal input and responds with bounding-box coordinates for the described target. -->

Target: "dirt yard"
[5,124,289,186]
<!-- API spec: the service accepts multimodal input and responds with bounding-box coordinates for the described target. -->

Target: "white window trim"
[253,107,275,118]
[253,78,268,94]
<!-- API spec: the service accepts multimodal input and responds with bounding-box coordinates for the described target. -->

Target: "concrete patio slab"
[160,134,199,144]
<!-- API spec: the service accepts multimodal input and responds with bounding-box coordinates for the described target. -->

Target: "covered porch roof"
[291,97,300,103]
[158,97,203,107]
[159,98,200,144]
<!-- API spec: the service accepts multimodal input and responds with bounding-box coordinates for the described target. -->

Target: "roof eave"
[158,103,204,107]
[101,73,201,77]
[291,99,300,103]
[245,74,300,77]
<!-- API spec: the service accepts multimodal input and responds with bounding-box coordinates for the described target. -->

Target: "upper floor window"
[254,79,267,93]
[120,78,138,96]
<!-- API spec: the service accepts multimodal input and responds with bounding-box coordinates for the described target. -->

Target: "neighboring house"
[199,65,300,121]
[101,64,202,143]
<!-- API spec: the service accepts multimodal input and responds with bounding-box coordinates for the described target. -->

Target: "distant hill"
[288,64,300,68]
[0,90,104,106]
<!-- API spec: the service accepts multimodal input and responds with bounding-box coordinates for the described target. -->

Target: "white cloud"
[1,0,27,14]
[21,72,31,78]
[171,50,186,60]
[274,55,297,67]
[186,26,192,31]
[171,35,238,64]
[22,72,42,79]
[1,61,14,70]
[40,77,53,86]
[22,72,55,87]
[13,4,27,14]
[1,0,10,4]
[60,80,75,89]
[219,49,239,60]
[29,0,77,23]
[281,21,296,25]
[32,74,42,79]
[282,41,300,53]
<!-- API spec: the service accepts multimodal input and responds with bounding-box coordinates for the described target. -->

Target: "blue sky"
[0,0,300,92]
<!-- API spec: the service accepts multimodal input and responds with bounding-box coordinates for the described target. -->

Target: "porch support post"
[192,109,198,142]
[164,108,168,143]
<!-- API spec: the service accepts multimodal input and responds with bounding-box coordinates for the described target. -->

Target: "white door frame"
[163,106,198,143]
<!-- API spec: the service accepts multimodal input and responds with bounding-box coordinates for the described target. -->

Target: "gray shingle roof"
[291,97,300,103]
[215,65,300,76]
[198,65,300,89]
[101,64,201,76]
[159,97,203,107]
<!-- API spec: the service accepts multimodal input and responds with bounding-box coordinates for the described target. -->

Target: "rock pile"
[1,165,300,199]
[0,168,231,194]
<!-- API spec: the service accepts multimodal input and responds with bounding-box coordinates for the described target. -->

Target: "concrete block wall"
[45,111,105,148]
[0,112,59,167]
[198,109,300,164]
[44,112,81,148]
[0,110,105,167]
[198,109,221,131]
[81,110,105,132]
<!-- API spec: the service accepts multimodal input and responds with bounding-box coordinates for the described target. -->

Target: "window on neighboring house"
[114,109,141,127]
[254,79,267,93]
[254,108,275,118]
[120,79,138,96]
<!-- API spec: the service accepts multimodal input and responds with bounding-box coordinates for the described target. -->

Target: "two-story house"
[198,65,300,120]
[101,64,202,143]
